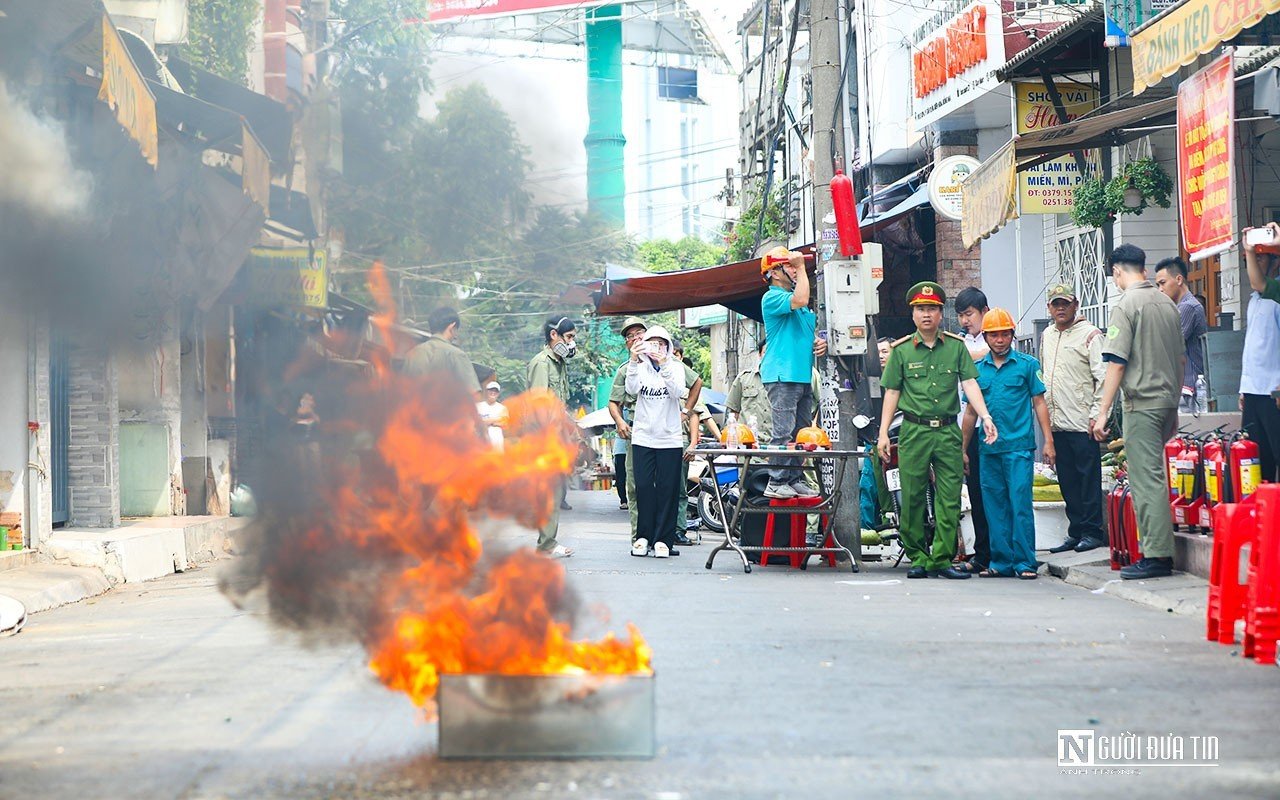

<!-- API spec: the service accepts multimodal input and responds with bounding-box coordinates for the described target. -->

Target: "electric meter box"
[822,243,883,356]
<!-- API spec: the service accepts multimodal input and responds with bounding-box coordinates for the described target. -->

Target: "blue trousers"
[979,449,1036,574]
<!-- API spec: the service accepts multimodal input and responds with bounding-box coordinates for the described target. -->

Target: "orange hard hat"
[981,307,1016,333]
[720,422,758,447]
[759,246,795,275]
[795,426,832,450]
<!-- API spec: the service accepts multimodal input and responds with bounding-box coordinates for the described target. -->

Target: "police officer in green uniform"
[877,282,998,579]
[526,315,577,558]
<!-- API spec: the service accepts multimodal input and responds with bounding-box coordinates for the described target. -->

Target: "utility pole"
[809,0,862,568]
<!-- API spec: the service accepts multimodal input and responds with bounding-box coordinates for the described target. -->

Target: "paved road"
[2,490,1279,800]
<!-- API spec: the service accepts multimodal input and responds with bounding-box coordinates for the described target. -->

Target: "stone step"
[0,550,37,573]
[42,516,248,586]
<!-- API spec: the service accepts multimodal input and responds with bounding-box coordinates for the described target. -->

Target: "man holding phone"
[1241,223,1280,483]
[759,246,827,499]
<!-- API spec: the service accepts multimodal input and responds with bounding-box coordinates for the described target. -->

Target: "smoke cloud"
[0,80,92,217]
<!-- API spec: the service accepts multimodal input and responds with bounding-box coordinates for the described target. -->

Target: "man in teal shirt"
[962,308,1055,579]
[759,246,826,498]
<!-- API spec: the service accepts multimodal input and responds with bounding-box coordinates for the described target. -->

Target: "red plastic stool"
[1243,484,1280,665]
[1206,502,1257,645]
[761,496,829,569]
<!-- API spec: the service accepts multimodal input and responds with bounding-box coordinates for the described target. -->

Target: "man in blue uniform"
[962,308,1055,579]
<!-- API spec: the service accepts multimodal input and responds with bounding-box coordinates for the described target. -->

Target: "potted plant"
[1105,157,1174,215]
[1070,157,1173,228]
[1070,177,1111,228]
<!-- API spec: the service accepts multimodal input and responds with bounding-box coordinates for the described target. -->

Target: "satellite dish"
[0,594,27,638]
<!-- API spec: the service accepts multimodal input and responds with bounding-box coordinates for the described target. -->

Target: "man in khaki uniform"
[1092,245,1183,580]
[1041,283,1108,554]
[402,307,481,398]
[527,315,578,558]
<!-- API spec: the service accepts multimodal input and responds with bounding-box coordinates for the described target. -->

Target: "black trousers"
[1243,394,1280,484]
[632,444,682,549]
[1052,430,1106,544]
[614,452,628,504]
[965,434,991,567]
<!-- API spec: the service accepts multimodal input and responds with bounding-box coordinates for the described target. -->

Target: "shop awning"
[150,79,245,153]
[861,185,931,233]
[166,56,293,165]
[1132,0,1280,95]
[957,95,1177,244]
[996,7,1105,81]
[582,184,925,320]
[593,253,795,321]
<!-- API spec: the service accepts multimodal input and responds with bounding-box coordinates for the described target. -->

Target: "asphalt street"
[2,490,1278,800]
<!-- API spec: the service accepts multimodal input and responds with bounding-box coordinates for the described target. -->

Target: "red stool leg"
[787,506,805,568]
[761,509,779,567]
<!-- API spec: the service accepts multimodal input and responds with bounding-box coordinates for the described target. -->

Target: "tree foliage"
[724,184,786,262]
[181,0,259,84]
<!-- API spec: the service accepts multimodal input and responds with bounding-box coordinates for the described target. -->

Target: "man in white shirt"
[952,286,991,572]
[476,381,507,449]
[1241,224,1280,483]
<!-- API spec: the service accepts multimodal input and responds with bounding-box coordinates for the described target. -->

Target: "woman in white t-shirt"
[624,325,686,558]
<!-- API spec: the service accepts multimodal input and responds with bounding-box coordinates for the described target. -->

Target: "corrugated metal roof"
[996,8,1105,81]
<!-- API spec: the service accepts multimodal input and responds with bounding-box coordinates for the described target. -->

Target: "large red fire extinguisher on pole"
[829,169,863,257]
[1230,433,1262,501]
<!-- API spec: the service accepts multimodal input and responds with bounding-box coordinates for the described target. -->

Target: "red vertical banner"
[1177,53,1235,261]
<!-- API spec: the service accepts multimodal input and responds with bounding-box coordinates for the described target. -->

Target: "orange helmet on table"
[795,426,832,450]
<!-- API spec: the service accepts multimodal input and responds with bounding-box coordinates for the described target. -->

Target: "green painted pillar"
[584,5,626,225]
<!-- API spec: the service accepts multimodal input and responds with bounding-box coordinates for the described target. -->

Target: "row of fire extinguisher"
[1165,428,1263,533]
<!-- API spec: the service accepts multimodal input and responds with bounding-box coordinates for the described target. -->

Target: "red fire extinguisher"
[829,169,863,257]
[1230,433,1262,501]
[1202,437,1229,505]
[1175,439,1199,500]
[1165,435,1184,499]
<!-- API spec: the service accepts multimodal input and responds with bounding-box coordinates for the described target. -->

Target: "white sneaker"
[653,542,670,558]
[764,481,799,499]
[791,482,820,498]
[631,538,649,557]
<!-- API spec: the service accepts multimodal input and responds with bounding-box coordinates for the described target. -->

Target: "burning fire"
[361,385,652,708]
[241,263,650,713]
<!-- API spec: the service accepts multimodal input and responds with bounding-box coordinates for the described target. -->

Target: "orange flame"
[324,353,650,711]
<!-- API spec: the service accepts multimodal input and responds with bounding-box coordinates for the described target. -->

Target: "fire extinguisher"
[1175,439,1198,500]
[829,169,864,257]
[1165,435,1184,499]
[1202,436,1229,505]
[1230,433,1262,501]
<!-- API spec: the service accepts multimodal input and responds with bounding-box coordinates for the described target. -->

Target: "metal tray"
[437,672,655,759]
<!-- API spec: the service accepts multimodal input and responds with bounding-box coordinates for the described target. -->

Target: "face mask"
[552,340,576,360]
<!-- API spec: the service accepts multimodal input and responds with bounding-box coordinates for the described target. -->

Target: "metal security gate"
[50,337,70,526]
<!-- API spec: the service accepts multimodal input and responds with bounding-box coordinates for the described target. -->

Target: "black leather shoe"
[907,566,929,579]
[1048,539,1081,554]
[675,533,694,547]
[1120,557,1172,580]
[668,547,681,557]
[931,566,973,580]
[1073,539,1106,553]
[560,499,573,511]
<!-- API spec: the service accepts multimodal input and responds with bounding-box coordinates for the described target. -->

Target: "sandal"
[978,569,1006,578]
[1017,570,1038,580]
[954,561,984,574]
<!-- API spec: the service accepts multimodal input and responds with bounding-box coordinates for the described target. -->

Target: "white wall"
[856,0,927,166]
[0,313,29,517]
